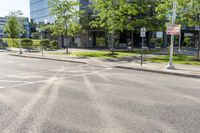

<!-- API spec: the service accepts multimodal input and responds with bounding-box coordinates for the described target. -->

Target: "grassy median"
[146,55,200,66]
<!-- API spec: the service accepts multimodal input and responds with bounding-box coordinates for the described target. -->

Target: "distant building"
[30,0,54,23]
[0,17,7,37]
[0,16,30,38]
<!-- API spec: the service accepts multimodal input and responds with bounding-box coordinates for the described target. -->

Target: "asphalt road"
[0,53,200,133]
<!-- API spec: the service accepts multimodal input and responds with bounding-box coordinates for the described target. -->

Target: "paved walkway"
[6,47,200,79]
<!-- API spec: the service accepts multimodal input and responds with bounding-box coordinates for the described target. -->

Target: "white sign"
[184,33,193,37]
[140,27,146,37]
[156,32,163,38]
[167,25,181,35]
[195,26,200,31]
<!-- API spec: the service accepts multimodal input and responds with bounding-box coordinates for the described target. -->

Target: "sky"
[0,0,30,17]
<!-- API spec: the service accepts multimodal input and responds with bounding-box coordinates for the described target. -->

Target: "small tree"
[40,39,50,50]
[50,40,59,50]
[90,0,129,54]
[48,0,82,54]
[21,38,33,52]
[3,10,24,47]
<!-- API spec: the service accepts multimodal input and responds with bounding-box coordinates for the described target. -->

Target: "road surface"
[0,53,200,133]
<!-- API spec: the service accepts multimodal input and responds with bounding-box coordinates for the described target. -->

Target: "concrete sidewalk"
[8,50,200,79]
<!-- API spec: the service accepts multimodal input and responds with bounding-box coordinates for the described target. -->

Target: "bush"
[21,38,33,51]
[50,40,59,49]
[32,32,39,39]
[40,39,50,50]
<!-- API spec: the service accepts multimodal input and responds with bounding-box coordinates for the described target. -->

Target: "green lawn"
[2,38,40,48]
[51,49,161,59]
[72,51,137,58]
[146,55,200,66]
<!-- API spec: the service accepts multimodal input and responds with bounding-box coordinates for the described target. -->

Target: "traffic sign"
[167,25,181,35]
[140,27,146,37]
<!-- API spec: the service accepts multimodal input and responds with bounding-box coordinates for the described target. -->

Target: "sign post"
[140,27,146,66]
[166,0,178,69]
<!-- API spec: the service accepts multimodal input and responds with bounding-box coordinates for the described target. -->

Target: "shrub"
[50,40,59,49]
[32,32,39,39]
[21,38,33,51]
[40,39,50,50]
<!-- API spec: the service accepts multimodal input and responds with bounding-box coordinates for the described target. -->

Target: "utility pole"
[166,0,177,69]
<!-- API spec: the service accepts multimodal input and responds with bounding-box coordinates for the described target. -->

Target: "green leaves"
[48,0,82,37]
[90,0,163,33]
[156,0,200,27]
[3,11,24,40]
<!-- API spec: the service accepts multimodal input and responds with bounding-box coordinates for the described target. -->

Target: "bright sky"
[0,0,30,18]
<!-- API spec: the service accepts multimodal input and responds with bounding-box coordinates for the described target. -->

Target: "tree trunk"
[12,38,14,47]
[111,32,115,55]
[131,31,134,52]
[197,30,200,59]
[65,36,69,54]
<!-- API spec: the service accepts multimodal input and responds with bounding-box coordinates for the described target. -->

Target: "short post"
[19,34,23,54]
[40,32,44,57]
[140,27,146,66]
[141,37,144,66]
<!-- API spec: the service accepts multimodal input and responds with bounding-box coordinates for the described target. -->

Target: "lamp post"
[166,0,177,69]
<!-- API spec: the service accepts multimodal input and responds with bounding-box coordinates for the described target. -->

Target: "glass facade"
[30,0,54,23]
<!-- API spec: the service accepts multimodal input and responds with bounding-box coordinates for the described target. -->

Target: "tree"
[48,0,82,54]
[21,38,33,52]
[40,39,50,50]
[3,11,24,47]
[179,0,200,59]
[156,0,200,59]
[125,0,163,51]
[90,0,131,54]
[90,0,162,53]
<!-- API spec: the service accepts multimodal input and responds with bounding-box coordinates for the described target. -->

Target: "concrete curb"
[10,54,87,64]
[115,66,200,79]
[10,53,200,79]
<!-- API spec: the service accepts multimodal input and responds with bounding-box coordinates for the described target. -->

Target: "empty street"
[0,54,200,133]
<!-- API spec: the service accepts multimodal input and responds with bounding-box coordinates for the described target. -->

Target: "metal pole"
[19,34,22,54]
[166,0,176,69]
[41,32,44,57]
[141,37,144,66]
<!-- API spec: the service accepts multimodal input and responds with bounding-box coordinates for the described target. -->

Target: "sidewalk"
[8,49,200,79]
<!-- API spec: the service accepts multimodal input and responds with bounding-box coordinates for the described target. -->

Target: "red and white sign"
[167,25,181,35]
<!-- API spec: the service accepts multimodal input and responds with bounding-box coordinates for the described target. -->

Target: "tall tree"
[3,10,24,47]
[48,0,82,53]
[156,0,200,59]
[179,0,200,59]
[90,0,130,54]
[90,0,162,53]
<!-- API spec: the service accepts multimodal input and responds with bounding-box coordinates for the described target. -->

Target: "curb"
[10,54,87,64]
[115,66,200,79]
[10,54,200,79]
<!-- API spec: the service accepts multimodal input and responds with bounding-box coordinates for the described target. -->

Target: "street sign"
[167,25,181,35]
[140,27,146,37]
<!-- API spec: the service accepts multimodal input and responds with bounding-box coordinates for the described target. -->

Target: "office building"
[30,0,54,23]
